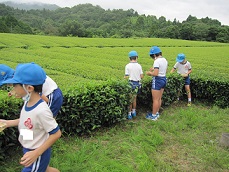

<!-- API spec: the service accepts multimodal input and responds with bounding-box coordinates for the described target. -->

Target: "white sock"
[132,109,136,113]
[188,98,191,102]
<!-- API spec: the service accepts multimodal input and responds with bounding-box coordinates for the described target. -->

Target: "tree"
[164,25,179,39]
[207,26,219,41]
[0,18,9,32]
[216,27,229,43]
[192,23,209,41]
[59,20,86,37]
[180,22,193,40]
[186,15,198,22]
[135,16,145,30]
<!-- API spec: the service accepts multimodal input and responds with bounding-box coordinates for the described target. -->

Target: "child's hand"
[0,120,7,132]
[20,150,39,167]
[181,74,188,77]
[8,91,14,97]
[149,67,154,72]
[146,71,152,76]
[8,90,21,98]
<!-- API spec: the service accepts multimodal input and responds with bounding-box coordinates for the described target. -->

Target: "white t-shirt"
[18,99,58,149]
[42,75,58,96]
[173,61,192,74]
[125,62,143,81]
[153,57,168,77]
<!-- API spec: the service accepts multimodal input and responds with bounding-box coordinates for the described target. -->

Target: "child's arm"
[146,68,159,76]
[187,69,192,75]
[0,119,19,128]
[40,93,49,103]
[20,129,61,167]
[170,68,176,73]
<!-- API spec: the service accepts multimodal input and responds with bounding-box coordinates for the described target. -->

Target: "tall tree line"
[0,3,228,43]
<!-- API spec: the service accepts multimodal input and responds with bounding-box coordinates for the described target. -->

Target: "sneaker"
[146,113,151,118]
[156,112,160,119]
[127,114,132,120]
[131,111,136,117]
[187,102,191,107]
[146,113,158,121]
[151,115,158,121]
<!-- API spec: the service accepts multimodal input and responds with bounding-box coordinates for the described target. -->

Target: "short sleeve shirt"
[125,62,143,81]
[18,99,59,149]
[173,61,192,74]
[42,75,58,96]
[153,57,168,77]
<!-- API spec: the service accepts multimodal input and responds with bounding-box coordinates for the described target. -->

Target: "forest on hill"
[0,3,229,43]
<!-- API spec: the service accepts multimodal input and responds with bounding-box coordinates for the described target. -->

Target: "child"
[124,51,144,119]
[146,46,168,121]
[170,53,192,106]
[1,62,61,172]
[5,63,63,117]
[40,75,63,117]
[0,64,14,86]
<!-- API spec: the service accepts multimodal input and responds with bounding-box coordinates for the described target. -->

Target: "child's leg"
[185,85,191,106]
[132,95,137,110]
[46,166,60,172]
[185,85,191,99]
[131,95,137,117]
[129,103,133,113]
[152,89,161,114]
[158,88,164,110]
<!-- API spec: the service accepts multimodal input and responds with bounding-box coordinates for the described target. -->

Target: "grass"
[1,101,229,172]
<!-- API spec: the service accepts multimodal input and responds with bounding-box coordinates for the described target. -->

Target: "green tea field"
[0,33,229,90]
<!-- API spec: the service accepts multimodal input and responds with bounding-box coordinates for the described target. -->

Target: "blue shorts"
[129,80,142,94]
[47,88,63,117]
[184,76,191,85]
[22,147,51,172]
[152,76,167,90]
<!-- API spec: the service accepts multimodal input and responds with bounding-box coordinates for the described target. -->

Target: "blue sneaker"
[146,113,158,121]
[146,112,151,118]
[127,114,132,120]
[131,111,136,117]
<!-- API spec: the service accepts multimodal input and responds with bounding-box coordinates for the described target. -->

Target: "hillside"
[2,1,59,10]
[0,3,228,43]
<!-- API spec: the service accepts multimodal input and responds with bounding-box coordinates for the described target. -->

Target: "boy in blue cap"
[146,46,168,121]
[170,53,192,106]
[124,51,144,119]
[0,62,61,172]
[0,64,14,86]
[4,64,63,117]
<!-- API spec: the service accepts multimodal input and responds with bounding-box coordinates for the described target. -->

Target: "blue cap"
[149,46,161,55]
[128,51,138,57]
[176,53,186,62]
[2,62,46,85]
[0,64,15,86]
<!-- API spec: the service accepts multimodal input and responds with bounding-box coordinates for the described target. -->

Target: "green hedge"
[0,90,22,161]
[57,80,131,136]
[191,77,229,108]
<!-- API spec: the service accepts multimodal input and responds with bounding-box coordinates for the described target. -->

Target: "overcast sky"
[1,0,229,25]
